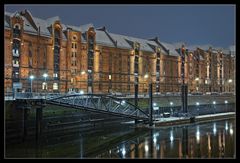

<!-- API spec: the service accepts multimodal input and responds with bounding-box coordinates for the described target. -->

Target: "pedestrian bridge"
[11,93,149,121]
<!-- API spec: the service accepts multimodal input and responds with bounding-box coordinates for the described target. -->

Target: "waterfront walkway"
[151,112,235,127]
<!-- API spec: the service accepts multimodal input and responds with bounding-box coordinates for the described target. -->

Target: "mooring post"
[22,106,29,141]
[36,106,43,141]
[149,83,153,126]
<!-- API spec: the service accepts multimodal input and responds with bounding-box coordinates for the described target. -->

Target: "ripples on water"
[5,119,235,159]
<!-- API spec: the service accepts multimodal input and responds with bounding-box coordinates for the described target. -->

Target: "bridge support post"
[181,84,188,115]
[36,106,43,141]
[149,83,153,126]
[22,107,29,141]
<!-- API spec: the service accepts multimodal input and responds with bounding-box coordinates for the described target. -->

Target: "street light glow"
[30,75,34,80]
[196,102,199,106]
[213,101,216,105]
[195,77,199,81]
[153,102,157,107]
[43,73,48,78]
[81,71,86,75]
[225,100,228,104]
[228,79,232,83]
[80,90,84,95]
[144,74,149,79]
[170,102,173,106]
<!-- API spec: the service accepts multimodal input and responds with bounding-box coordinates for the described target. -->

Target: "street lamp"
[29,75,34,93]
[43,73,48,99]
[224,100,228,112]
[213,101,216,114]
[196,102,200,115]
[170,102,173,116]
[43,73,48,89]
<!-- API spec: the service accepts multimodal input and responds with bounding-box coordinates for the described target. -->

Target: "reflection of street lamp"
[29,75,34,93]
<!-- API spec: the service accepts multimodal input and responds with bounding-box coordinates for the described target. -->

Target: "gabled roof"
[4,12,11,28]
[79,23,94,32]
[124,36,154,52]
[46,16,60,26]
[160,42,179,57]
[95,30,115,47]
[108,33,132,49]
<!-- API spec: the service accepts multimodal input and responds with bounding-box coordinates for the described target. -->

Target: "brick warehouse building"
[4,10,235,95]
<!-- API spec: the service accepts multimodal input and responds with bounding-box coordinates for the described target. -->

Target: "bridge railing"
[46,94,149,120]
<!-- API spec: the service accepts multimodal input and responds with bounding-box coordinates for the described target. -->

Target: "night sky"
[5,4,235,48]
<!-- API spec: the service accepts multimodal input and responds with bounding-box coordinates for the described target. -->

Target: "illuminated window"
[42,82,47,90]
[53,83,58,90]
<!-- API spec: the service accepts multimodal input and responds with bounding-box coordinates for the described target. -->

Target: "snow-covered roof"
[95,30,115,47]
[108,33,132,49]
[161,42,179,57]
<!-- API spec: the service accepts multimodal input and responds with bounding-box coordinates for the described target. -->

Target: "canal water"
[5,118,235,159]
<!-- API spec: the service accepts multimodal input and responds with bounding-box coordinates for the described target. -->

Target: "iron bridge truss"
[46,94,149,121]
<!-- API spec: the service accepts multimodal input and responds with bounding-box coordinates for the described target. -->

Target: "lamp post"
[228,79,232,92]
[213,101,216,114]
[224,100,228,112]
[43,73,48,99]
[196,102,200,115]
[29,75,34,93]
[170,101,173,117]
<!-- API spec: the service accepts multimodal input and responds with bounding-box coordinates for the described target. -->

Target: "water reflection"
[97,119,235,158]
[6,119,235,158]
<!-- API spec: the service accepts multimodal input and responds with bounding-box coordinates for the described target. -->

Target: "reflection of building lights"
[170,130,174,142]
[224,100,228,104]
[213,101,216,105]
[230,128,233,135]
[195,77,199,81]
[144,144,149,152]
[170,102,173,106]
[153,102,157,107]
[153,137,157,144]
[213,123,217,135]
[230,124,233,135]
[144,74,149,79]
[122,146,126,157]
[225,122,228,131]
[109,75,112,80]
[156,145,160,150]
[196,126,200,143]
[80,90,84,94]
[228,79,232,83]
[196,102,199,106]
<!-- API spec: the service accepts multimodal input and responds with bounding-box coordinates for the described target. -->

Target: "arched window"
[13,24,21,38]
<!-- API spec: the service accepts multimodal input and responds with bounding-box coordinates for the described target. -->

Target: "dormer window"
[13,24,21,38]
